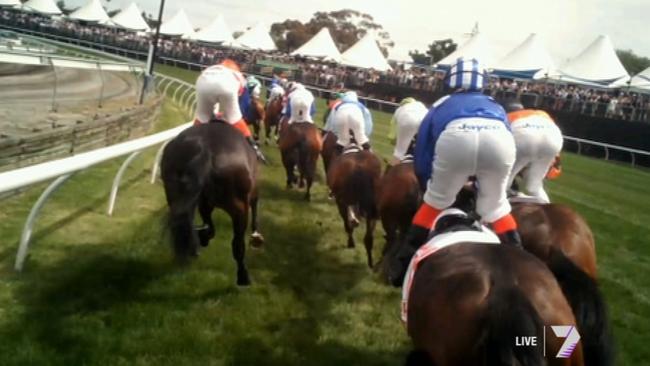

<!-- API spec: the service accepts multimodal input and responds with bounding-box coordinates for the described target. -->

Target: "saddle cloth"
[401,227,500,324]
[509,193,547,204]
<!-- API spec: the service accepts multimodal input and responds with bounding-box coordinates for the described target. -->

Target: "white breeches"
[334,104,369,147]
[393,105,427,160]
[508,121,563,203]
[424,118,516,223]
[195,68,242,124]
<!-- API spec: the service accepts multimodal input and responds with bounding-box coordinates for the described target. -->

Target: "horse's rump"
[378,162,422,237]
[327,151,381,218]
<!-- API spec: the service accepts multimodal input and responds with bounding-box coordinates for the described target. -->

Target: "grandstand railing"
[0,73,193,272]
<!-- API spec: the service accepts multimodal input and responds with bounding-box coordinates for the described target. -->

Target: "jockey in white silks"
[266,76,285,107]
[285,84,316,124]
[246,75,262,100]
[193,59,267,163]
[388,97,428,165]
[391,57,521,277]
[329,91,373,152]
[504,102,563,203]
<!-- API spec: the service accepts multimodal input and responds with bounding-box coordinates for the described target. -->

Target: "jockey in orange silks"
[194,59,266,163]
[504,102,563,203]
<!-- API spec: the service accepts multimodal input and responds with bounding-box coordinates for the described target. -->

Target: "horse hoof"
[250,232,265,248]
[197,228,212,247]
[347,239,355,248]
[237,271,251,286]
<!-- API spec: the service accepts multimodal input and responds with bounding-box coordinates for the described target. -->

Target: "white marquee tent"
[0,0,20,8]
[191,14,233,44]
[629,67,650,91]
[291,28,341,62]
[159,9,194,37]
[558,35,629,86]
[110,2,149,31]
[492,33,556,79]
[68,0,111,23]
[21,0,61,15]
[436,32,495,69]
[234,23,276,50]
[341,33,391,71]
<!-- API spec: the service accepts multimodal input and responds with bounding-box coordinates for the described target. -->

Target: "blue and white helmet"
[445,58,485,91]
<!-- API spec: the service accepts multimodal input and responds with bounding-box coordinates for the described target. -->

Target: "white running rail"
[0,73,196,271]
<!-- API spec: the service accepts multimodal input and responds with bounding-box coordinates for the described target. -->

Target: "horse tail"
[547,248,615,366]
[481,284,545,366]
[162,140,210,262]
[351,166,377,218]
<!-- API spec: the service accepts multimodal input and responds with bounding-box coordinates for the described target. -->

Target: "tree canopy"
[616,49,650,76]
[270,9,394,57]
[409,38,457,65]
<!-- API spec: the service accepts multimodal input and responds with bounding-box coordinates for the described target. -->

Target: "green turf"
[0,65,648,365]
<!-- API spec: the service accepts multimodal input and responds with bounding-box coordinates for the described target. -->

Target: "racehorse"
[245,98,266,142]
[321,131,338,174]
[160,122,264,286]
[377,160,421,259]
[327,148,382,268]
[391,219,587,366]
[453,187,614,366]
[264,97,284,144]
[278,119,323,200]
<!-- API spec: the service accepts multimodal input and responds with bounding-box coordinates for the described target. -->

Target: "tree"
[270,9,394,56]
[616,49,650,76]
[409,38,458,65]
[56,0,74,15]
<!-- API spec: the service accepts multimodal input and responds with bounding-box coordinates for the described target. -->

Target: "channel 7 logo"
[515,325,581,358]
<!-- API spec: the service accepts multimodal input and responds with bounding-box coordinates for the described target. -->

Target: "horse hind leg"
[337,201,355,248]
[364,218,376,268]
[227,200,250,286]
[250,194,264,248]
[197,198,215,248]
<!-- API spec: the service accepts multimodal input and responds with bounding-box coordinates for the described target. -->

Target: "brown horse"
[245,97,266,141]
[377,161,422,255]
[161,122,264,286]
[278,120,323,200]
[327,149,382,267]
[264,97,284,144]
[397,238,586,366]
[321,131,338,174]
[452,188,614,366]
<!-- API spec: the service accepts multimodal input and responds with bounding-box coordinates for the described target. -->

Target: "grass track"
[0,65,648,365]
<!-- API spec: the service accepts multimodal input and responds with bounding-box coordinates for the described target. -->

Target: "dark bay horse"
[453,188,614,366]
[398,238,586,366]
[327,148,382,268]
[278,120,323,200]
[161,122,263,286]
[245,98,266,142]
[264,97,283,144]
[377,161,422,255]
[321,131,338,174]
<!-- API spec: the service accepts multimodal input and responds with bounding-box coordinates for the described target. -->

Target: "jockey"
[194,59,267,163]
[406,57,520,253]
[323,92,344,129]
[246,75,262,100]
[388,97,428,165]
[331,91,373,153]
[266,76,285,105]
[285,84,316,124]
[504,102,563,203]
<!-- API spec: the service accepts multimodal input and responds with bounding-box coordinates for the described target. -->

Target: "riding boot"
[246,136,268,165]
[497,230,523,248]
[361,142,371,151]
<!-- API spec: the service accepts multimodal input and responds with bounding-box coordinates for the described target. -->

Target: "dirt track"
[0,63,141,138]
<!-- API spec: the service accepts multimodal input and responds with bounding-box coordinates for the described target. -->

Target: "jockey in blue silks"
[389,57,521,285]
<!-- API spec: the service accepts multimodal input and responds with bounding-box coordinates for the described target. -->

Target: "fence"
[0,73,192,272]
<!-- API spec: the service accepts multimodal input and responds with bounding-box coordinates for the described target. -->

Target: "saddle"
[342,145,361,155]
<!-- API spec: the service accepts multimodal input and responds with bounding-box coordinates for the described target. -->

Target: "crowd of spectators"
[1,8,649,122]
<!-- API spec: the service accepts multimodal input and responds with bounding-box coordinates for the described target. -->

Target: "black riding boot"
[498,230,523,248]
[247,136,268,165]
[361,142,371,151]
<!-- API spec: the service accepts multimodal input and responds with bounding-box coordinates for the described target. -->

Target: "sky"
[65,0,649,63]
